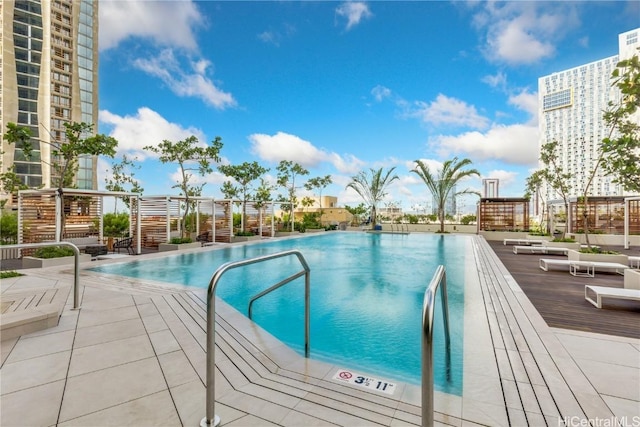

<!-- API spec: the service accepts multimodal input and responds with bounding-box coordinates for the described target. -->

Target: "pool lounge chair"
[503,238,545,246]
[513,245,569,255]
[539,258,629,277]
[586,269,640,308]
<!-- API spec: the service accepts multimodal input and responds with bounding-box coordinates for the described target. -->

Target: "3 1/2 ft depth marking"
[332,369,397,395]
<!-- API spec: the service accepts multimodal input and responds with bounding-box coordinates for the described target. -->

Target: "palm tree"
[346,167,399,229]
[412,157,480,233]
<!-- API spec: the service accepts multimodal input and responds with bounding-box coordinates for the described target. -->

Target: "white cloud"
[99,0,205,51]
[483,169,518,188]
[133,50,236,109]
[431,123,539,166]
[482,71,508,90]
[248,131,364,174]
[336,2,373,30]
[508,89,538,125]
[410,94,490,130]
[99,107,206,160]
[371,85,392,102]
[473,2,579,65]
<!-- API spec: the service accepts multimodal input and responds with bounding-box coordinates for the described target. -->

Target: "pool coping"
[1,233,638,426]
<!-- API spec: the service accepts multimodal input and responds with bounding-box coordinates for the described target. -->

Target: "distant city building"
[537,28,639,204]
[482,179,499,198]
[1,0,100,206]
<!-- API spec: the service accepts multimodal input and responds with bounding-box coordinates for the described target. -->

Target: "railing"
[422,265,451,427]
[201,250,311,427]
[1,242,81,310]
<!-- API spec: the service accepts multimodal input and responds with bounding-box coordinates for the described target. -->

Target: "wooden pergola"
[18,188,141,254]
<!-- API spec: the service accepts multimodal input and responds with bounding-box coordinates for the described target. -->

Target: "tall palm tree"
[412,157,480,233]
[346,167,399,229]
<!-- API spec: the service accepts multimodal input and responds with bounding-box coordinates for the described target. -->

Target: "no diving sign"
[332,369,397,395]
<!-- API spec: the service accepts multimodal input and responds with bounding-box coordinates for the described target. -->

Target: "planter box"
[306,228,325,233]
[22,254,92,268]
[158,242,202,252]
[567,249,629,265]
[231,235,261,243]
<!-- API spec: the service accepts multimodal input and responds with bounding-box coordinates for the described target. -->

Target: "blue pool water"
[91,232,466,395]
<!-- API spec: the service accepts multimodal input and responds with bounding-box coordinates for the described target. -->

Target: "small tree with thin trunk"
[276,160,309,231]
[218,161,269,233]
[3,122,118,240]
[346,167,398,230]
[105,154,144,212]
[304,174,332,225]
[144,136,223,239]
[412,157,479,233]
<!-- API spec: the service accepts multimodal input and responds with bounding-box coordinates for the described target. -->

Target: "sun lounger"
[503,238,545,246]
[584,285,640,308]
[539,258,629,277]
[513,245,569,255]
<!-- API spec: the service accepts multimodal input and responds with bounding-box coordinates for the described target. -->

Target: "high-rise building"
[537,28,639,202]
[1,0,99,206]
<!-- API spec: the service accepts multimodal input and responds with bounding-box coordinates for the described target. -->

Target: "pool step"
[151,291,462,426]
[0,285,70,341]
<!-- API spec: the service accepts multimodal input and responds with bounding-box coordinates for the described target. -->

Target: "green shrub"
[0,271,23,279]
[552,237,576,243]
[235,230,255,237]
[0,211,18,243]
[33,246,74,258]
[579,247,619,255]
[169,237,193,244]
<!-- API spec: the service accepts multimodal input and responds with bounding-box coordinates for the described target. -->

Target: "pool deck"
[1,234,639,426]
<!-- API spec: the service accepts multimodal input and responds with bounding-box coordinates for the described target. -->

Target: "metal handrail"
[422,265,451,427]
[2,242,81,310]
[201,250,311,427]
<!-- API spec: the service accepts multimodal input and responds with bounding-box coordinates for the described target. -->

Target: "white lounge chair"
[629,256,640,269]
[513,245,569,255]
[539,258,629,277]
[584,286,640,308]
[503,238,545,246]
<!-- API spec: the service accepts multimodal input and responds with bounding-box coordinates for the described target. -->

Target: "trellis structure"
[568,196,640,236]
[17,188,141,254]
[478,198,530,232]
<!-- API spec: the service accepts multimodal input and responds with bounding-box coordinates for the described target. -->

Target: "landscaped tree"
[218,161,269,233]
[276,160,309,231]
[600,53,640,193]
[579,53,639,248]
[3,122,118,240]
[105,154,144,212]
[144,135,223,239]
[525,141,572,236]
[346,167,399,230]
[304,174,332,224]
[412,157,480,233]
[344,203,368,225]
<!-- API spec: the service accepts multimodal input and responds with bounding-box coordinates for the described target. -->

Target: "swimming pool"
[91,232,466,395]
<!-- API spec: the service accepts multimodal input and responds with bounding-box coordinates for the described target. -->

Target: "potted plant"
[158,237,201,252]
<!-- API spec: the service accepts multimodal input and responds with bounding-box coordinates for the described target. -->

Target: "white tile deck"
[1,234,639,426]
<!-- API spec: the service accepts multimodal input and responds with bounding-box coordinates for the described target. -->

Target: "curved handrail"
[201,249,311,427]
[2,242,81,310]
[422,265,451,427]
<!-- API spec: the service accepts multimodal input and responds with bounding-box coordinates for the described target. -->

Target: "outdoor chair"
[113,237,134,255]
[196,231,210,246]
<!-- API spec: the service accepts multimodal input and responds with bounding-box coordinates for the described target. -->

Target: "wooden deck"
[488,240,640,339]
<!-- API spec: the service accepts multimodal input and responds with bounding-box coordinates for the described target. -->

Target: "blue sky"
[97,1,639,214]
